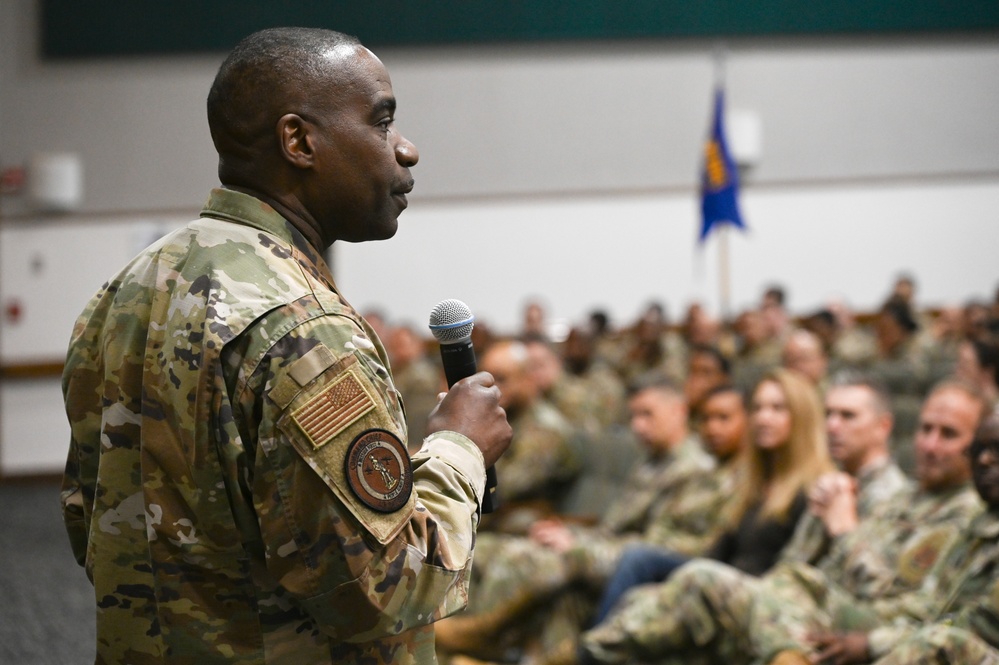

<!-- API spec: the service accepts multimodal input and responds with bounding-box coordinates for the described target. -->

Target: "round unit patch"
[345,429,413,513]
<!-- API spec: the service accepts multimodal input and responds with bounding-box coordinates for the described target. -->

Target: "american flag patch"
[291,369,376,449]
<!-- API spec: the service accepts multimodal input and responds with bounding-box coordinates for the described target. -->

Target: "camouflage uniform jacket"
[566,435,718,584]
[867,505,999,658]
[61,188,487,665]
[573,364,627,429]
[547,372,603,439]
[822,482,980,602]
[494,398,580,504]
[779,457,911,566]
[765,482,979,627]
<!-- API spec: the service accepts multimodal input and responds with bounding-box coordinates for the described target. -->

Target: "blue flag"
[699,88,746,242]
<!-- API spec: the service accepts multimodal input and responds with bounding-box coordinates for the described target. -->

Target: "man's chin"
[341,223,399,243]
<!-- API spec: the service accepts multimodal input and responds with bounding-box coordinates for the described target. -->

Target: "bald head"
[782,329,828,386]
[207,27,360,185]
[481,340,537,412]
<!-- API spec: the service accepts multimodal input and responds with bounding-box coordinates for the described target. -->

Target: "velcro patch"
[897,528,953,586]
[291,368,375,449]
[345,429,413,513]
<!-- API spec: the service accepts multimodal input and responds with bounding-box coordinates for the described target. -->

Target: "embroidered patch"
[345,429,413,513]
[291,369,375,449]
[897,528,952,585]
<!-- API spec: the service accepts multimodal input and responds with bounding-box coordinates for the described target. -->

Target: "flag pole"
[713,45,732,322]
[718,225,731,321]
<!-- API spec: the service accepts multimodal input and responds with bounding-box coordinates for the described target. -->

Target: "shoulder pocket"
[274,345,415,545]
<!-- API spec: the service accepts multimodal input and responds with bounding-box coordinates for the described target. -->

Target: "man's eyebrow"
[371,96,397,117]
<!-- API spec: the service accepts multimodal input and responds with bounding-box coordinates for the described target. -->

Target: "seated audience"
[871,298,931,475]
[385,323,443,452]
[587,368,833,630]
[762,284,795,347]
[478,339,581,533]
[561,327,628,429]
[524,336,601,438]
[577,380,985,665]
[618,303,686,386]
[683,344,732,420]
[435,375,727,662]
[772,398,996,665]
[954,334,999,412]
[863,419,999,665]
[731,308,783,394]
[778,372,909,567]
[781,329,830,394]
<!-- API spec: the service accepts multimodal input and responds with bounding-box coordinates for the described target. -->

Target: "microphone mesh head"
[429,299,475,343]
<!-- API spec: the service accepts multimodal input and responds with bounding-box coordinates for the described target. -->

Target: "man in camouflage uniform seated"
[60,27,512,665]
[787,410,999,664]
[477,339,582,533]
[778,372,909,567]
[579,380,985,665]
[436,377,742,661]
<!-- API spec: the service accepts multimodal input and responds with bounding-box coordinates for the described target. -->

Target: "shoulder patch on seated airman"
[345,429,413,513]
[291,368,375,449]
[897,528,953,586]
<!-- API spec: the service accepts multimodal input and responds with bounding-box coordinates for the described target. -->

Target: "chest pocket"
[273,344,415,545]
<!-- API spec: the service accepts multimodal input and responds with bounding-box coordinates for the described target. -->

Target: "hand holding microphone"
[428,299,509,513]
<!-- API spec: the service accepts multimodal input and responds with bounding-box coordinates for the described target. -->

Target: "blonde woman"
[707,367,833,574]
[593,368,833,623]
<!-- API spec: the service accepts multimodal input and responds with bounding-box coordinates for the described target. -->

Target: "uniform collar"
[200,187,334,289]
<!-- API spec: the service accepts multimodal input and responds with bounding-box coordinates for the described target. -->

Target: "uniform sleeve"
[778,513,831,566]
[60,295,109,574]
[631,444,724,558]
[60,438,90,568]
[862,544,963,657]
[235,313,487,643]
[967,579,999,650]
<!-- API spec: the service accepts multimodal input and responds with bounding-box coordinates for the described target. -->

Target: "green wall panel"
[41,1,999,59]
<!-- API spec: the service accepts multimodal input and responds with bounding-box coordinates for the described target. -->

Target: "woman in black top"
[593,368,833,622]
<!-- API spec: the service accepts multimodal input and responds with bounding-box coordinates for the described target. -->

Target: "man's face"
[782,336,828,385]
[481,345,532,412]
[699,392,747,460]
[526,343,561,394]
[875,313,904,354]
[915,387,981,492]
[825,386,890,474]
[970,415,999,510]
[629,389,686,454]
[684,352,727,407]
[311,46,419,244]
[738,311,768,346]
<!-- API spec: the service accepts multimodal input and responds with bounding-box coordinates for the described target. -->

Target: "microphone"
[428,299,499,513]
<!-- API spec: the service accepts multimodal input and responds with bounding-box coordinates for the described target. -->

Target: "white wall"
[336,178,999,334]
[2,0,998,474]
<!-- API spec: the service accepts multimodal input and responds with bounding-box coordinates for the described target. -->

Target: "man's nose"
[396,136,419,167]
[919,431,942,452]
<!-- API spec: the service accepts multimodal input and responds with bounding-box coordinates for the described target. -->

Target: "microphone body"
[429,299,499,513]
[438,340,477,389]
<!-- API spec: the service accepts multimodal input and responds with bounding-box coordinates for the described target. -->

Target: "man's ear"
[276,113,316,168]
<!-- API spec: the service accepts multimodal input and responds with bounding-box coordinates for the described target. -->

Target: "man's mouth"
[393,181,414,208]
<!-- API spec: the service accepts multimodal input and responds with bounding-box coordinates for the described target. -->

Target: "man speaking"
[60,27,511,664]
